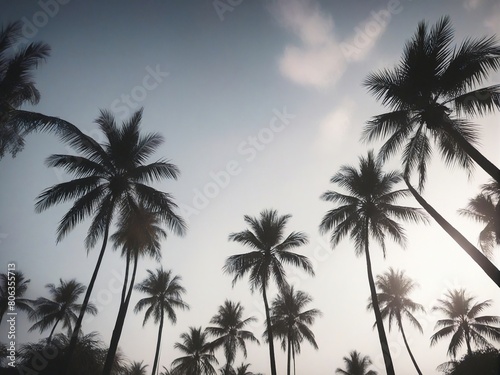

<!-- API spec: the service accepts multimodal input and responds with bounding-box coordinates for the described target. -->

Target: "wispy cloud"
[484,3,500,35]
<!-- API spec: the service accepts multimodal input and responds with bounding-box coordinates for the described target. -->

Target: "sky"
[1,0,500,374]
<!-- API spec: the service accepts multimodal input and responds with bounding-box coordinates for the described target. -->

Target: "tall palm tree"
[459,179,500,258]
[28,279,97,342]
[206,300,259,373]
[0,21,78,159]
[135,268,189,375]
[363,16,500,187]
[126,361,149,375]
[171,326,218,375]
[266,286,321,375]
[35,108,186,362]
[0,270,33,324]
[431,288,500,358]
[368,268,424,375]
[335,351,377,375]
[223,209,314,375]
[319,151,427,375]
[102,204,167,375]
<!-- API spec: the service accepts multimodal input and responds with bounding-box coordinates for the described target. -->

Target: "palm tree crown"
[363,16,500,189]
[171,326,218,375]
[0,270,32,324]
[431,288,500,358]
[335,351,377,375]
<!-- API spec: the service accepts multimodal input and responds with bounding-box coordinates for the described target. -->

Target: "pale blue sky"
[1,1,500,374]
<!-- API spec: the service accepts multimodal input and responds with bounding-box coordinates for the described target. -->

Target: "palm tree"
[0,21,78,159]
[206,300,259,373]
[35,108,186,362]
[102,205,167,375]
[368,268,424,375]
[171,326,218,375]
[266,286,321,375]
[459,179,500,258]
[233,363,263,375]
[319,151,427,375]
[0,270,33,324]
[126,361,149,375]
[28,279,97,342]
[363,16,500,187]
[335,351,377,375]
[431,288,500,358]
[223,209,314,375]
[135,268,189,375]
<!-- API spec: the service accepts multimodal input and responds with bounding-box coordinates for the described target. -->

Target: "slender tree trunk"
[65,222,111,374]
[365,226,395,375]
[397,315,422,375]
[293,345,296,375]
[151,310,164,375]
[287,334,291,375]
[48,317,61,343]
[102,253,139,375]
[405,178,500,287]
[121,251,130,304]
[448,127,500,184]
[262,286,277,375]
[464,326,472,356]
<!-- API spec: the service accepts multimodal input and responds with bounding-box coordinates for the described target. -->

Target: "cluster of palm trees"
[1,12,500,375]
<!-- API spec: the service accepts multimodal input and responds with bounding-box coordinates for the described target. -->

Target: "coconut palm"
[28,279,97,342]
[363,16,500,188]
[266,286,321,375]
[206,300,259,373]
[126,361,148,375]
[171,326,218,375]
[319,151,427,375]
[0,270,33,324]
[431,288,500,358]
[368,268,424,375]
[223,209,314,375]
[335,351,377,375]
[233,363,263,375]
[35,108,186,361]
[0,21,78,159]
[135,268,189,375]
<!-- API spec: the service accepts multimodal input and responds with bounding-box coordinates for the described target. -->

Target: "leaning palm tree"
[0,21,78,159]
[266,286,321,375]
[368,268,425,375]
[206,300,259,374]
[0,270,33,324]
[319,151,427,375]
[171,326,218,375]
[135,268,189,375]
[35,108,186,361]
[335,351,377,375]
[431,288,500,358]
[28,279,97,342]
[223,209,314,375]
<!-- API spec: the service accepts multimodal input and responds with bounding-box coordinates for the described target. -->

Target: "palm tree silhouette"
[319,151,427,375]
[0,21,78,159]
[233,363,263,375]
[223,209,314,375]
[431,288,500,358]
[171,326,218,375]
[0,270,33,324]
[28,279,97,342]
[363,16,500,187]
[206,300,259,374]
[368,268,424,375]
[266,285,321,375]
[35,108,186,362]
[135,267,189,375]
[335,351,377,375]
[126,361,149,375]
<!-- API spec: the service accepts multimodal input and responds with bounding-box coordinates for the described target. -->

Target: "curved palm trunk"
[65,222,111,374]
[365,230,395,375]
[262,286,277,375]
[48,316,62,343]
[405,178,500,287]
[397,315,422,375]
[151,309,164,375]
[102,253,139,375]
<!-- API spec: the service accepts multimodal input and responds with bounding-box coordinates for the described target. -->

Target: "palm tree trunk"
[102,253,139,375]
[121,251,130,304]
[293,345,296,375]
[48,317,61,343]
[65,221,111,374]
[464,326,472,356]
[448,127,500,184]
[397,315,422,375]
[151,309,164,375]
[287,334,291,375]
[365,227,395,375]
[405,178,500,287]
[262,286,277,375]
